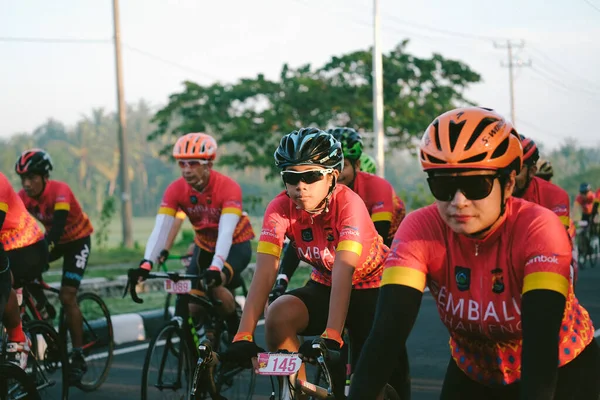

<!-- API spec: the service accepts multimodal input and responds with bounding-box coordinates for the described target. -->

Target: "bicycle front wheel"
[142,322,194,400]
[383,384,401,400]
[0,362,41,400]
[62,292,114,392]
[24,320,70,400]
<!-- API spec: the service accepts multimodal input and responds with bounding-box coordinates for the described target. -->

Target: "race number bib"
[257,353,302,376]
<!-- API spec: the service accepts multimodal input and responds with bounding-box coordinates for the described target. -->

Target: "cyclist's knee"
[59,286,77,306]
[212,286,235,314]
[265,295,308,340]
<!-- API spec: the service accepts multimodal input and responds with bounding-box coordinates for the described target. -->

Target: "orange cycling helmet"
[419,107,522,173]
[173,133,217,160]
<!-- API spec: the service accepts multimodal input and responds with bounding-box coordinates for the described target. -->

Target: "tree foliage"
[151,41,482,175]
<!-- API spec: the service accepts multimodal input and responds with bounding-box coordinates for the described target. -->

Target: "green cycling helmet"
[327,127,363,161]
[359,153,377,174]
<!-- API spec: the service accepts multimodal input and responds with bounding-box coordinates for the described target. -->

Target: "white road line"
[595,329,600,338]
[92,319,267,359]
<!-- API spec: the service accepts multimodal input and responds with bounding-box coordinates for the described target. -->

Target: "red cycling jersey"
[0,173,44,250]
[522,176,570,230]
[257,185,388,289]
[18,180,94,244]
[351,171,406,241]
[576,192,595,215]
[159,172,255,252]
[381,197,594,385]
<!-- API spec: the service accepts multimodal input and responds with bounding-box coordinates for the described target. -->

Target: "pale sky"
[2,0,599,150]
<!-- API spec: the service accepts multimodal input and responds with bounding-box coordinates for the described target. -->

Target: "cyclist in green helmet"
[359,153,377,174]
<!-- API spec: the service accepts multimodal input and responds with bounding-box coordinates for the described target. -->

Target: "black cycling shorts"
[440,338,600,399]
[0,265,11,322]
[49,236,91,289]
[7,239,48,287]
[286,279,379,369]
[186,241,251,290]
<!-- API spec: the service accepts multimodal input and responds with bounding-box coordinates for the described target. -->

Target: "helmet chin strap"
[466,179,509,239]
[293,176,337,214]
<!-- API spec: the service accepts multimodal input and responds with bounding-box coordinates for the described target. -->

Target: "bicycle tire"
[383,384,401,400]
[590,236,599,268]
[0,362,41,400]
[69,292,114,391]
[24,320,70,400]
[577,235,589,270]
[141,322,194,400]
[163,293,173,322]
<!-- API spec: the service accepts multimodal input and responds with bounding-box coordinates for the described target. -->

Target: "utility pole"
[372,0,385,178]
[112,0,133,248]
[494,40,531,125]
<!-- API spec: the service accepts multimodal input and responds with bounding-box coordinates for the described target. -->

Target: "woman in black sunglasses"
[225,127,406,399]
[349,107,600,400]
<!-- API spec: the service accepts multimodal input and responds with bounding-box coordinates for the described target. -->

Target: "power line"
[0,36,110,44]
[582,0,600,13]
[527,45,600,90]
[383,15,508,42]
[529,65,600,97]
[122,44,221,81]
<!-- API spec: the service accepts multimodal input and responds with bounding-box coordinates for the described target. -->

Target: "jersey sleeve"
[257,197,290,258]
[548,188,571,229]
[175,209,186,220]
[158,181,182,217]
[369,178,395,223]
[220,181,243,217]
[521,208,572,297]
[336,192,377,258]
[0,174,13,212]
[575,194,583,207]
[54,183,74,212]
[380,208,435,292]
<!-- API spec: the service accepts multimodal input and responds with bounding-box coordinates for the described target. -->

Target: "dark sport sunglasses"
[426,174,498,202]
[281,168,334,185]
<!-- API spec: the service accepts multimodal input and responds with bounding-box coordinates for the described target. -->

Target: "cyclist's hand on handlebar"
[205,266,225,287]
[299,337,341,363]
[157,249,169,265]
[222,334,265,369]
[137,260,153,282]
[268,276,289,304]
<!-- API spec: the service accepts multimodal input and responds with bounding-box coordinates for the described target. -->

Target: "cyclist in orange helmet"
[349,107,599,399]
[138,133,255,335]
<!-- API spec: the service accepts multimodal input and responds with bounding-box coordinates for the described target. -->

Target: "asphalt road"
[46,265,600,399]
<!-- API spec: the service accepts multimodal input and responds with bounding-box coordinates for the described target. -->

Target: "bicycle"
[0,314,67,400]
[196,338,400,400]
[576,220,599,269]
[124,268,256,400]
[18,278,114,395]
[161,255,250,323]
[0,360,41,400]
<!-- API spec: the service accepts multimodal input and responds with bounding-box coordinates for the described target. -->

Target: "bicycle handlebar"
[123,268,203,304]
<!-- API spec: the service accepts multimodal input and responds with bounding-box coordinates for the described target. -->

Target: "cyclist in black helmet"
[225,128,409,399]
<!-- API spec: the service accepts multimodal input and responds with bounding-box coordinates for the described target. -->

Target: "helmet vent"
[459,152,487,164]
[448,120,466,152]
[464,117,498,151]
[432,121,442,151]
[491,137,509,159]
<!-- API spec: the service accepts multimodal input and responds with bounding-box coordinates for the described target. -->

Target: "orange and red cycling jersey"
[159,172,254,252]
[18,180,94,244]
[576,191,595,215]
[352,171,406,242]
[258,185,388,289]
[381,197,594,385]
[0,172,44,250]
[522,176,570,230]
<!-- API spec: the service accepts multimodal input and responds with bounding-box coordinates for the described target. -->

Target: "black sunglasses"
[427,174,498,202]
[281,168,333,185]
